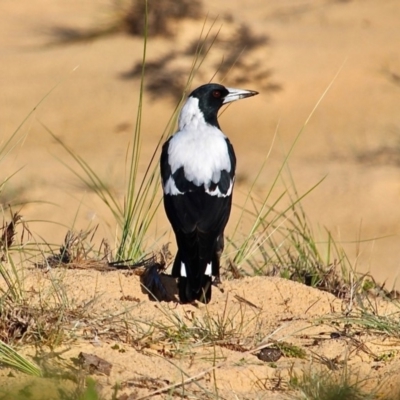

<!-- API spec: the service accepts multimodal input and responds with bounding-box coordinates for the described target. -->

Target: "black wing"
[161,138,236,297]
[160,138,172,186]
[161,138,236,236]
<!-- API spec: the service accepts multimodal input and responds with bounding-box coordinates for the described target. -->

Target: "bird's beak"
[222,87,259,104]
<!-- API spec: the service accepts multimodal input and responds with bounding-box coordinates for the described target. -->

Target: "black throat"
[198,103,221,128]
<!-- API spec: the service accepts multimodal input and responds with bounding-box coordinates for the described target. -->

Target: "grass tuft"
[0,340,42,377]
[289,366,371,400]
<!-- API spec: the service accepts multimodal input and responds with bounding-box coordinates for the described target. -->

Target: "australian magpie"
[160,83,258,303]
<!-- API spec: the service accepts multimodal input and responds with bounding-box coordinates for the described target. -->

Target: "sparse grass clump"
[276,342,307,359]
[341,307,400,339]
[289,367,372,400]
[223,146,356,301]
[289,366,400,400]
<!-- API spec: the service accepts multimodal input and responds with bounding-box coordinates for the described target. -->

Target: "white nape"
[167,97,232,190]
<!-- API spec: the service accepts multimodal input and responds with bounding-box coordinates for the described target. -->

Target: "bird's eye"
[212,90,222,98]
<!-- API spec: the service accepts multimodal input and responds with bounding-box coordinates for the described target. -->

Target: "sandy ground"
[2,0,400,397]
[2,270,400,399]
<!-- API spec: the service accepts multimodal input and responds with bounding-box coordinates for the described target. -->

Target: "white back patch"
[178,97,205,130]
[205,179,234,198]
[163,176,183,195]
[168,97,232,189]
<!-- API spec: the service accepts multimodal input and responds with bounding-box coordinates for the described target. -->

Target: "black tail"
[172,232,223,303]
[178,276,212,303]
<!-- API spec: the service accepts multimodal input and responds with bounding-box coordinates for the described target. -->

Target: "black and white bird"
[160,83,258,303]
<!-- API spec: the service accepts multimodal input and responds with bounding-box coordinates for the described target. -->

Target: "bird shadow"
[140,268,179,302]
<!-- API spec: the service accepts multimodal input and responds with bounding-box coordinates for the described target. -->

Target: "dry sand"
[3,269,400,399]
[2,0,400,397]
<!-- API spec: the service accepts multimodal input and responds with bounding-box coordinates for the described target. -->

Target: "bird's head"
[178,83,258,129]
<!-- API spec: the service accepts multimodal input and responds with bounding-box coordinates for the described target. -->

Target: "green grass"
[327,305,400,339]
[289,366,400,400]
[289,366,373,400]
[223,65,359,297]
[43,16,224,265]
[146,294,264,358]
[0,340,41,377]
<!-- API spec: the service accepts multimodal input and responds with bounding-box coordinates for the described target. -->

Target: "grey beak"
[222,87,259,104]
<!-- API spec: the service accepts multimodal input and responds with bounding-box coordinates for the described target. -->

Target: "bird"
[160,83,258,303]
